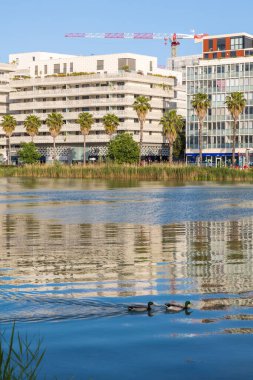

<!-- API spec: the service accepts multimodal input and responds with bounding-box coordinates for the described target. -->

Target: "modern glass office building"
[186,33,253,166]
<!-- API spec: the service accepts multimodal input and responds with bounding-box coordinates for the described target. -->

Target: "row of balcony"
[12,110,163,122]
[4,121,162,134]
[9,97,165,111]
[10,84,174,100]
[11,71,176,87]
[187,72,253,80]
[187,86,253,94]
[188,128,253,135]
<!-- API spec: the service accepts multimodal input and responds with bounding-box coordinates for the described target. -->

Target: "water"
[1,177,253,379]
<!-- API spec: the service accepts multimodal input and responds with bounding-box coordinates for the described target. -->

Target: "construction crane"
[65,32,208,58]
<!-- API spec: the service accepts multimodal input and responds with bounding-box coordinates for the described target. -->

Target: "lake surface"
[1,177,253,379]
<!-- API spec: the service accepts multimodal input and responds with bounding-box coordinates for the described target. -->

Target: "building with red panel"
[187,33,253,166]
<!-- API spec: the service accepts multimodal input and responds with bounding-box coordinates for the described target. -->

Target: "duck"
[128,301,154,312]
[165,301,191,312]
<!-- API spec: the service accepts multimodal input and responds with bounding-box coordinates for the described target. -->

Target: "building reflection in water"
[1,214,253,298]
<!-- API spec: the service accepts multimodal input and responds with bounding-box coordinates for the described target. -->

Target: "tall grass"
[0,324,45,380]
[1,163,253,182]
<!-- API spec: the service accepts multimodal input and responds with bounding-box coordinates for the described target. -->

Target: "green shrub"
[107,133,140,163]
[18,143,41,164]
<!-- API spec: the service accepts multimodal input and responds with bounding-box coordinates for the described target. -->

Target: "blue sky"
[2,0,253,64]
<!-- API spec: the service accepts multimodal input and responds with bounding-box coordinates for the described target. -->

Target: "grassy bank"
[1,163,253,182]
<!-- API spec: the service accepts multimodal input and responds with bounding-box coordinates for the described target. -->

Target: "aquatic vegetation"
[1,163,253,182]
[0,324,45,380]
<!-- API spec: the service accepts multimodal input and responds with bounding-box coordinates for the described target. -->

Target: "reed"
[1,163,253,182]
[0,323,45,380]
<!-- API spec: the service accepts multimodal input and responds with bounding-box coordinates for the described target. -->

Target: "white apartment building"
[6,52,186,163]
[0,63,16,115]
[167,55,201,85]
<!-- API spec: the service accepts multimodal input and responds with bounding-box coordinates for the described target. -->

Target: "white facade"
[5,52,186,162]
[0,63,16,115]
[167,55,201,84]
[9,52,78,70]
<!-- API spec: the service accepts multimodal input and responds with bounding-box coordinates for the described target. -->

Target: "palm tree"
[225,92,246,167]
[45,112,64,161]
[102,113,120,141]
[24,114,42,142]
[76,112,94,165]
[191,93,210,165]
[1,115,17,165]
[132,96,151,162]
[160,110,184,164]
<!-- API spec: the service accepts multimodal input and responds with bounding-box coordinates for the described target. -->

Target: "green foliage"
[76,112,94,135]
[107,133,140,163]
[225,92,246,166]
[160,110,184,143]
[45,72,95,78]
[18,143,41,164]
[132,96,152,122]
[2,164,253,182]
[1,115,17,137]
[147,73,176,79]
[191,93,210,120]
[102,113,120,137]
[225,92,247,119]
[173,127,186,160]
[0,323,45,380]
[24,115,42,141]
[160,110,184,163]
[45,112,64,137]
[119,65,131,72]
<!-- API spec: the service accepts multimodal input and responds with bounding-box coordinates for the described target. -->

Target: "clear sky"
[2,0,253,65]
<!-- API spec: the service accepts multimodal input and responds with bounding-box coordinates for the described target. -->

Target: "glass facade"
[186,60,253,164]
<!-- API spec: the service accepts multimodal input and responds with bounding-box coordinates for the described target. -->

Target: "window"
[231,51,236,57]
[63,63,67,73]
[118,58,136,71]
[44,65,48,75]
[70,62,73,72]
[208,39,213,51]
[213,53,217,59]
[54,64,60,74]
[33,56,36,61]
[231,37,244,50]
[204,53,209,59]
[35,65,38,76]
[150,61,153,71]
[97,60,104,70]
[217,38,226,51]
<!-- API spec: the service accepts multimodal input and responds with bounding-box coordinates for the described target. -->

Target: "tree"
[18,142,41,164]
[76,112,94,165]
[225,92,246,167]
[24,115,42,142]
[132,96,151,162]
[107,133,140,163]
[159,110,184,164]
[102,113,120,141]
[191,93,210,165]
[173,125,186,161]
[1,115,17,165]
[45,112,64,161]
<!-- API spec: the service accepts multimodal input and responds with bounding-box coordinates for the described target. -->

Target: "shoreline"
[1,163,253,182]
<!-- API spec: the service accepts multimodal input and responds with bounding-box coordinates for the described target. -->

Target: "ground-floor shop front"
[186,151,253,167]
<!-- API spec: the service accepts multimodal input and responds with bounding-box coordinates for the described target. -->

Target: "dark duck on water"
[165,301,192,312]
[128,301,154,312]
